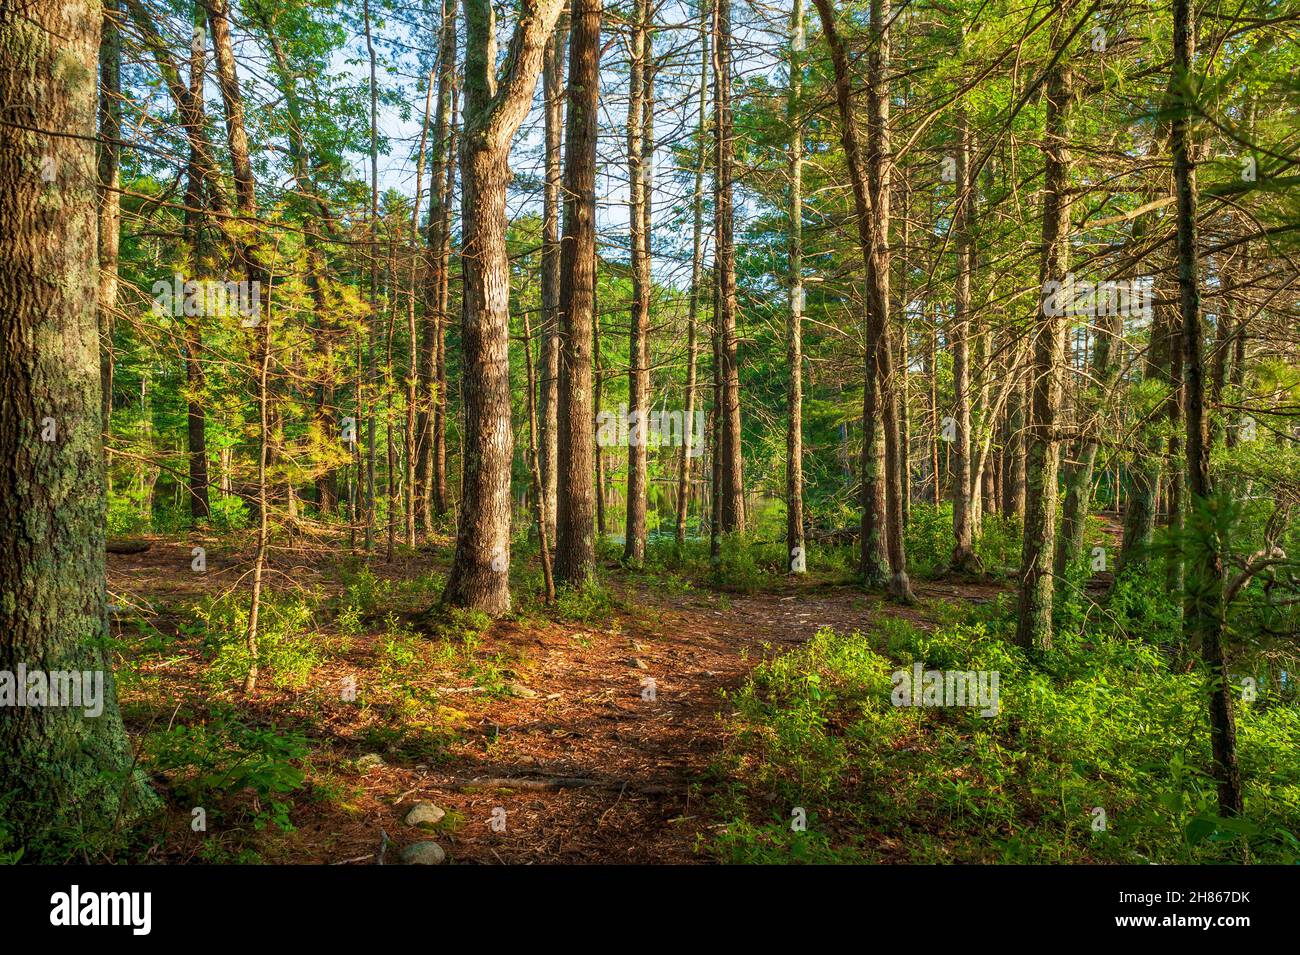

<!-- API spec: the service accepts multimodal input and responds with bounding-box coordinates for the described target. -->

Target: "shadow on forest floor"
[106,531,1003,864]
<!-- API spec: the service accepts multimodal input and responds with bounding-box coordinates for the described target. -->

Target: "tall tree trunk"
[677,10,709,549]
[209,0,256,217]
[555,0,602,586]
[813,0,912,599]
[594,287,607,537]
[184,3,210,523]
[1003,373,1027,519]
[950,102,979,572]
[866,0,912,600]
[407,60,437,548]
[822,0,888,587]
[712,0,745,533]
[641,28,656,536]
[126,0,231,519]
[540,14,566,544]
[1121,256,1180,574]
[1014,61,1071,651]
[977,325,997,521]
[1171,0,1242,817]
[709,287,722,559]
[896,167,911,528]
[0,0,153,852]
[1224,154,1251,450]
[419,0,458,531]
[434,89,458,517]
[523,312,556,602]
[929,313,941,506]
[1165,319,1186,596]
[623,0,650,564]
[786,0,806,574]
[364,0,379,551]
[1119,311,1168,574]
[210,0,281,539]
[442,0,566,614]
[385,237,398,560]
[98,0,121,456]
[244,309,272,693]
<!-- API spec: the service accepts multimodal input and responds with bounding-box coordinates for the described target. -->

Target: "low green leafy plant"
[145,715,309,832]
[192,591,321,690]
[714,600,1300,864]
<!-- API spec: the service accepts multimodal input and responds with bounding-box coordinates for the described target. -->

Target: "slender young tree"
[523,312,556,603]
[786,0,807,574]
[209,0,282,681]
[434,83,458,517]
[364,0,379,551]
[183,4,211,523]
[676,3,709,548]
[418,0,459,530]
[1015,60,1072,651]
[623,0,651,564]
[950,100,979,572]
[594,284,608,536]
[712,0,745,533]
[539,11,566,544]
[250,5,341,517]
[406,59,437,548]
[98,0,122,448]
[1171,0,1243,817]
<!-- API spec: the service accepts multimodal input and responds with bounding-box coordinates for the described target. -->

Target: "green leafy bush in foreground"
[714,609,1300,864]
[145,714,309,834]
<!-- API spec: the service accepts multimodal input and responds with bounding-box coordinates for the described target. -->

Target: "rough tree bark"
[712,0,745,533]
[0,0,154,854]
[523,312,556,603]
[813,0,912,600]
[623,0,650,565]
[97,0,121,450]
[786,0,806,574]
[950,101,979,572]
[442,0,566,614]
[406,60,437,547]
[676,7,709,548]
[554,0,602,587]
[1171,0,1243,817]
[184,3,210,523]
[539,13,566,543]
[866,0,912,601]
[1014,61,1071,651]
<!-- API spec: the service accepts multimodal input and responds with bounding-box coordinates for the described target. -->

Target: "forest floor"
[106,530,1008,864]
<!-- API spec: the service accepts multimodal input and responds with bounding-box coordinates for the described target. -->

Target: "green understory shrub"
[715,607,1300,864]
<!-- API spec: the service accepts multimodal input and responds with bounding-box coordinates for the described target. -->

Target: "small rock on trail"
[404,802,446,828]
[401,841,446,865]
